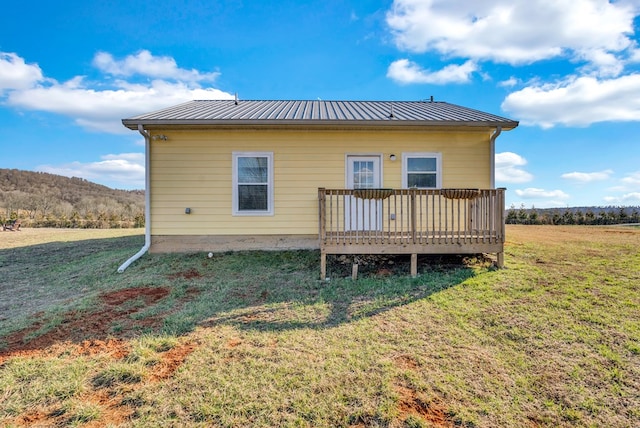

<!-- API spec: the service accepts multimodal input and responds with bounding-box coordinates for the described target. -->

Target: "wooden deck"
[318,188,506,278]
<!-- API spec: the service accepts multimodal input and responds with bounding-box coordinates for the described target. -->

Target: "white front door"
[346,155,382,231]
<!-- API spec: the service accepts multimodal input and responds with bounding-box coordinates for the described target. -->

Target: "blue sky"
[1,0,639,208]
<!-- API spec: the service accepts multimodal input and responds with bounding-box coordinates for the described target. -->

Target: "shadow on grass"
[0,234,486,354]
[160,251,485,333]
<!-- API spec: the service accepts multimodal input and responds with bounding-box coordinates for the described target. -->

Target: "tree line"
[1,169,144,229]
[506,204,640,225]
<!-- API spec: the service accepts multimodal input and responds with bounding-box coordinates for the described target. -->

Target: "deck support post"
[410,253,417,277]
[496,252,504,268]
[320,250,327,280]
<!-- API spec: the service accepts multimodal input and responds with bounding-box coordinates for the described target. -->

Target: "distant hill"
[0,169,144,228]
[0,169,143,205]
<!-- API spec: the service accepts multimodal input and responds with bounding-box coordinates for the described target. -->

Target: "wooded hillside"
[506,204,640,225]
[0,169,144,228]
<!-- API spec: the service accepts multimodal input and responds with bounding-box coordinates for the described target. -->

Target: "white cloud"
[577,48,625,78]
[561,169,614,183]
[501,74,640,128]
[386,0,637,72]
[93,50,220,83]
[37,153,145,189]
[384,1,640,125]
[603,193,640,204]
[387,59,477,84]
[621,171,640,188]
[0,52,43,91]
[512,188,571,208]
[515,188,570,201]
[495,152,533,183]
[498,77,520,88]
[607,171,640,197]
[1,51,234,133]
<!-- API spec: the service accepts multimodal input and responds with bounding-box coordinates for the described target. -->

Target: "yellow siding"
[149,128,492,235]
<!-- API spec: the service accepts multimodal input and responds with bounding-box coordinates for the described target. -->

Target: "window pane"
[408,173,436,188]
[408,157,436,172]
[238,185,268,210]
[354,161,374,189]
[238,157,268,183]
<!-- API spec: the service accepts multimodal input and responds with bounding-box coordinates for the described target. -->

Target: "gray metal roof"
[122,100,518,130]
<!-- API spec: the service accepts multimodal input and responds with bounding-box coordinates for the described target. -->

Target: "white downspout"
[118,124,151,273]
[490,126,502,188]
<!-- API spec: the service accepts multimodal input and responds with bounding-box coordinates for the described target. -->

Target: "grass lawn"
[0,226,638,427]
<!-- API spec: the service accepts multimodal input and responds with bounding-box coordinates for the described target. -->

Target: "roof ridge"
[191,99,447,103]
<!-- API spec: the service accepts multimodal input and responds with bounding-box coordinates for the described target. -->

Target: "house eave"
[122,119,519,131]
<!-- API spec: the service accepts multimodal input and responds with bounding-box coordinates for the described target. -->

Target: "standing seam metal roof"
[122,100,519,129]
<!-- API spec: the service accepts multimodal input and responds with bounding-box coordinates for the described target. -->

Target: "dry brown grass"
[0,227,141,250]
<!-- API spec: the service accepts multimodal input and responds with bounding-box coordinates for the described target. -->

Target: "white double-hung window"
[402,153,442,188]
[232,152,274,215]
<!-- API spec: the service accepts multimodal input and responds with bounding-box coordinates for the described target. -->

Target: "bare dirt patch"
[0,287,169,363]
[395,384,453,427]
[9,341,197,427]
[1,286,198,427]
[147,342,197,382]
[168,268,203,280]
[393,354,420,370]
[391,353,455,427]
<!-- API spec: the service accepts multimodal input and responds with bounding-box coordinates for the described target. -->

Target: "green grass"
[0,226,639,427]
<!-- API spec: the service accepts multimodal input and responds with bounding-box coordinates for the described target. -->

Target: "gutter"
[117,124,151,273]
[490,126,502,188]
[122,119,519,131]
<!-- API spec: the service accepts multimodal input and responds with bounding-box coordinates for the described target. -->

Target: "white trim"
[402,152,442,189]
[232,151,274,216]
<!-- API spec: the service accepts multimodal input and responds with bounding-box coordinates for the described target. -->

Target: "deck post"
[498,187,506,243]
[320,250,327,280]
[496,188,506,268]
[318,188,326,240]
[410,253,417,277]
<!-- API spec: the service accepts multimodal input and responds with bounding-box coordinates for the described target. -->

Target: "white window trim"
[402,152,442,189]
[232,151,274,216]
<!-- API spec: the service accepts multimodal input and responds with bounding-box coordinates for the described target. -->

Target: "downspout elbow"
[491,126,502,143]
[117,243,150,273]
[118,124,152,273]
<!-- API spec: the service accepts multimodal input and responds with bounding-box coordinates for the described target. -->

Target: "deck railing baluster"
[318,188,506,274]
[418,192,424,244]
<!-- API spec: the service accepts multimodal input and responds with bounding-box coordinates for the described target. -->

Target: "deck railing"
[318,188,506,277]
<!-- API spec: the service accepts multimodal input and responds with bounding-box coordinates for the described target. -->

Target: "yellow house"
[118,100,518,276]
